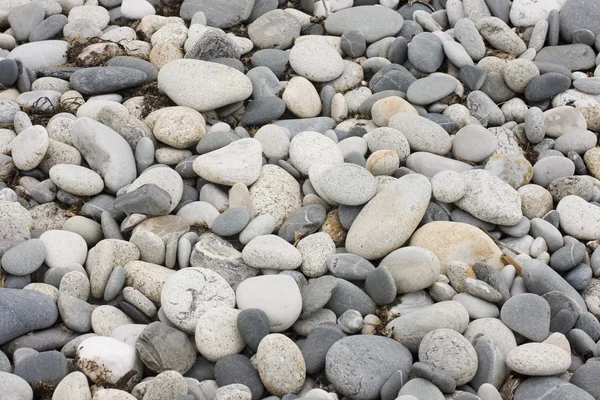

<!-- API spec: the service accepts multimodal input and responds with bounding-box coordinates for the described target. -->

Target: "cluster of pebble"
[2,0,600,399]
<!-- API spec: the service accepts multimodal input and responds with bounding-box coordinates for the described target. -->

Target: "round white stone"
[76,336,143,385]
[431,170,467,203]
[289,131,344,175]
[236,275,302,332]
[39,230,88,269]
[289,40,344,83]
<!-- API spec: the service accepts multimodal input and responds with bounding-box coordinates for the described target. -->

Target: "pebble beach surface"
[1,0,600,399]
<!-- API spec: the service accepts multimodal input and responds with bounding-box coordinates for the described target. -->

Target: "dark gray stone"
[535,44,596,72]
[175,156,199,179]
[341,29,367,58]
[398,19,424,42]
[523,259,587,312]
[250,49,289,78]
[101,211,124,240]
[459,65,488,91]
[326,335,413,400]
[184,356,215,381]
[278,204,327,243]
[380,370,408,400]
[104,265,126,302]
[548,9,560,45]
[398,2,432,20]
[407,32,444,73]
[114,184,172,216]
[365,266,397,306]
[237,308,270,352]
[301,322,345,374]
[326,279,376,317]
[301,275,338,319]
[196,131,239,155]
[29,179,57,204]
[118,301,150,324]
[327,253,375,280]
[337,204,363,230]
[3,274,31,289]
[559,0,600,43]
[29,14,68,42]
[470,335,505,391]
[387,36,408,65]
[106,56,159,81]
[533,61,573,80]
[241,96,285,126]
[567,329,596,358]
[215,354,264,400]
[344,152,367,167]
[45,268,68,288]
[57,294,94,333]
[185,29,241,61]
[472,262,510,304]
[70,67,148,95]
[500,293,550,341]
[1,324,78,357]
[550,308,576,334]
[35,67,82,80]
[320,85,336,118]
[571,361,600,399]
[369,64,416,93]
[135,321,197,374]
[525,73,572,102]
[211,207,251,236]
[480,71,517,103]
[550,242,587,272]
[0,289,58,346]
[0,59,19,86]
[575,312,600,341]
[13,350,68,391]
[572,28,596,46]
[411,361,456,393]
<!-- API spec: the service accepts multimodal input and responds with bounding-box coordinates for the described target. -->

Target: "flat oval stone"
[255,334,305,397]
[49,164,104,196]
[389,114,451,155]
[506,343,570,375]
[346,173,431,260]
[500,293,551,341]
[407,32,444,73]
[453,125,498,163]
[324,6,404,43]
[1,239,45,276]
[8,40,68,70]
[70,67,147,96]
[387,301,470,353]
[406,75,457,106]
[524,73,572,102]
[158,59,253,112]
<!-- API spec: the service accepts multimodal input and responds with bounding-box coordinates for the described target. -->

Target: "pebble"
[506,342,571,375]
[255,334,305,396]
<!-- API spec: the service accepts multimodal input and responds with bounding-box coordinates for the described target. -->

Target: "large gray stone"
[70,117,137,193]
[0,289,58,346]
[326,335,413,400]
[324,6,404,43]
